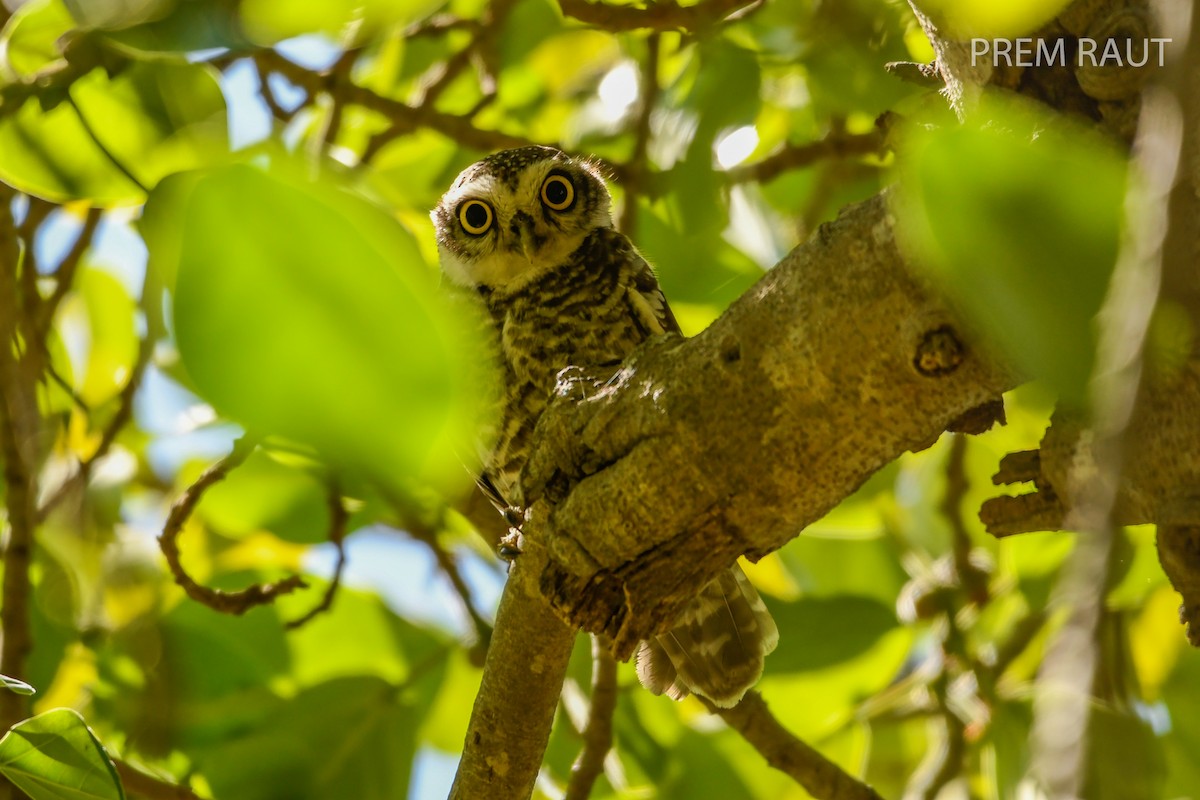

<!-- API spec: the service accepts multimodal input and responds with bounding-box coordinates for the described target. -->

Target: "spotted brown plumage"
[432,145,778,707]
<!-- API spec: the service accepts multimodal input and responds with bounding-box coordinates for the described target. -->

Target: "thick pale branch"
[449,559,576,799]
[520,191,1014,659]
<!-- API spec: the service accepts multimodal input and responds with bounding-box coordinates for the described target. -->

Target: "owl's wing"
[635,565,779,707]
[620,237,683,338]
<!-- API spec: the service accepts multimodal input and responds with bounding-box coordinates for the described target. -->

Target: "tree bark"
[449,558,576,799]
[521,192,1013,658]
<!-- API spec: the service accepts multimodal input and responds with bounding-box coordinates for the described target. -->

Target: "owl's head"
[432,146,613,292]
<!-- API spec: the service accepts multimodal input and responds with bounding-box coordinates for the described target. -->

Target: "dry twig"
[285,483,350,630]
[705,692,885,800]
[158,436,309,614]
[564,636,619,800]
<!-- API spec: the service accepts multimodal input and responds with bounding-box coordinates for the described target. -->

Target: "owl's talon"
[502,505,524,528]
[498,530,524,562]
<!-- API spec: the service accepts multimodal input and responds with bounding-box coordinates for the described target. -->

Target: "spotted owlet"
[432,145,778,707]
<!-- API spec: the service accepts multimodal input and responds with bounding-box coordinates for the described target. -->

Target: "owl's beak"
[510,211,537,261]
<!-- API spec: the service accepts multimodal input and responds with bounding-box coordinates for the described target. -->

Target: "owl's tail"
[635,565,779,708]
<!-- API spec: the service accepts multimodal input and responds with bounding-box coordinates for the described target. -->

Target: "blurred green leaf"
[0,0,74,77]
[159,595,291,706]
[277,582,447,689]
[240,0,441,44]
[1161,651,1200,796]
[196,450,330,543]
[894,93,1126,407]
[1082,705,1166,800]
[76,0,248,53]
[76,266,138,407]
[764,595,899,674]
[161,161,495,492]
[0,708,125,800]
[917,0,1074,38]
[196,675,440,800]
[0,60,228,203]
[778,530,908,605]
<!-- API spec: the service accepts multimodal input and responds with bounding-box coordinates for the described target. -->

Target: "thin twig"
[254,60,303,124]
[15,196,54,240]
[285,482,349,629]
[564,635,619,800]
[44,359,90,413]
[705,691,885,800]
[618,33,661,238]
[316,49,360,154]
[403,513,494,653]
[940,435,990,605]
[66,97,149,194]
[36,207,102,337]
[159,435,309,614]
[557,0,757,32]
[37,335,152,520]
[402,14,479,38]
[254,49,543,153]
[726,130,884,184]
[112,759,205,800]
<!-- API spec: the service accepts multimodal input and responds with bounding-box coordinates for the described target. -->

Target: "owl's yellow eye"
[458,200,493,235]
[540,174,575,211]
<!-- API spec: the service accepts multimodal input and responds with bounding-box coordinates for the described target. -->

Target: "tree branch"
[37,334,152,520]
[563,636,618,800]
[402,513,494,661]
[285,482,349,630]
[726,130,885,185]
[449,558,576,799]
[705,692,884,800]
[518,191,1013,660]
[617,33,660,238]
[34,207,102,338]
[158,436,309,614]
[0,187,39,734]
[253,50,543,153]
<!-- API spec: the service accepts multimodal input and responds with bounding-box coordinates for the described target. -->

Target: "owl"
[432,145,778,708]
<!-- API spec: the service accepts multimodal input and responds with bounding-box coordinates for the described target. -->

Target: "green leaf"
[0,675,36,695]
[162,161,495,493]
[276,582,447,689]
[78,0,249,53]
[196,675,442,800]
[0,0,75,77]
[0,708,125,800]
[0,60,227,204]
[1082,705,1166,800]
[916,0,1074,38]
[763,595,899,674]
[76,266,138,407]
[894,93,1126,407]
[240,0,441,45]
[195,449,330,543]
